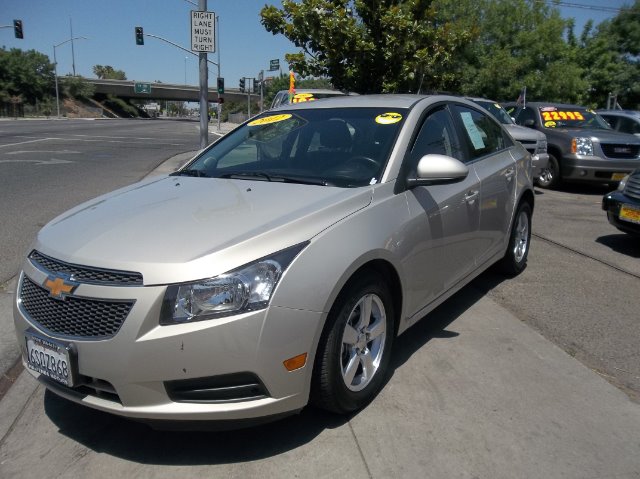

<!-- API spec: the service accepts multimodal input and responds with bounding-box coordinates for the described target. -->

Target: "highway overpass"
[85,78,258,103]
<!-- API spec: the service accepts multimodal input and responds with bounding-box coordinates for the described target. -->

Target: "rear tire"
[536,154,560,189]
[499,202,532,276]
[312,273,394,414]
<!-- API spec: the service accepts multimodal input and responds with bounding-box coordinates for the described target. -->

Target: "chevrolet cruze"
[14,95,534,428]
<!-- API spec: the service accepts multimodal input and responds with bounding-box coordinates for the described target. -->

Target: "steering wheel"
[346,156,379,169]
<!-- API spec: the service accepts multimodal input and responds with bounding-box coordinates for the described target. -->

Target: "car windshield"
[182,107,406,188]
[539,107,611,130]
[474,100,514,125]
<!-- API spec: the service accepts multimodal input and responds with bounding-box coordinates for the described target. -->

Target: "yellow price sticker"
[375,112,403,125]
[248,114,292,126]
[541,111,584,122]
[292,93,316,103]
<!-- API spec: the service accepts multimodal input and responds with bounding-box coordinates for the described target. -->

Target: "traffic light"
[217,77,224,94]
[135,27,144,45]
[13,20,23,39]
[239,78,245,93]
[253,79,259,94]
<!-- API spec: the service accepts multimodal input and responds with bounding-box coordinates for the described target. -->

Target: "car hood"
[547,128,640,143]
[34,176,372,285]
[504,124,545,142]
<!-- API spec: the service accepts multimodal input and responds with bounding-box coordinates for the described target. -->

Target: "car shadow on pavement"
[43,270,506,465]
[596,234,640,258]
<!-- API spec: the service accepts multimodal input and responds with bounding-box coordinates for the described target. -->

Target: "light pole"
[184,56,188,85]
[53,36,87,119]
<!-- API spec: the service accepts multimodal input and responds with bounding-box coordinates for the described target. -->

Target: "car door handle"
[504,168,516,180]
[465,190,479,204]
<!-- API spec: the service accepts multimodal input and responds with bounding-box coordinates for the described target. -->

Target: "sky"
[0,0,633,90]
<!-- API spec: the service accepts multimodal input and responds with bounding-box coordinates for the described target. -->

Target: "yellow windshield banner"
[248,114,292,126]
[375,112,403,125]
[541,111,585,121]
[291,93,316,103]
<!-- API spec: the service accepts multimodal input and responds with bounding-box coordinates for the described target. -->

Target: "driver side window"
[410,108,462,169]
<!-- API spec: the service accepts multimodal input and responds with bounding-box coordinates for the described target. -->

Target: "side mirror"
[523,119,535,128]
[406,154,469,188]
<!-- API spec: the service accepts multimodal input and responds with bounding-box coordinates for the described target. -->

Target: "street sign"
[269,59,279,71]
[134,82,151,94]
[191,10,215,53]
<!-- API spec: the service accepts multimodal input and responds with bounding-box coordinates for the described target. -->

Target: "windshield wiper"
[218,171,273,181]
[270,175,335,186]
[170,170,210,178]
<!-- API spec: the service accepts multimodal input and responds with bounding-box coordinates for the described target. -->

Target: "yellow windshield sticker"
[544,121,557,128]
[375,112,403,125]
[541,111,585,121]
[291,93,316,103]
[248,114,292,126]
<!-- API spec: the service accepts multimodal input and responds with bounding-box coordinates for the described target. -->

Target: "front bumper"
[13,258,323,422]
[602,191,640,235]
[562,154,639,184]
[532,153,549,178]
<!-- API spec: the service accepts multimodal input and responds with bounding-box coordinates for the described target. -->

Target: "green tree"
[260,0,474,94]
[436,0,586,103]
[0,48,54,104]
[61,75,95,100]
[93,65,127,80]
[578,0,640,108]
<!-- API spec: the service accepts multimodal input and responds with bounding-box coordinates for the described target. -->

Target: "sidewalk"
[1,290,639,477]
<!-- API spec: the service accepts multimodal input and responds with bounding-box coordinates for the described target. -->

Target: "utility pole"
[197,0,208,149]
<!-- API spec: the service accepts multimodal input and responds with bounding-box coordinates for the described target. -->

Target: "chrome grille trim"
[624,172,640,200]
[29,251,143,286]
[19,276,134,339]
[600,143,640,159]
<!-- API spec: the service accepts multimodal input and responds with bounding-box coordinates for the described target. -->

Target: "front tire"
[312,273,394,414]
[536,154,561,189]
[499,202,532,276]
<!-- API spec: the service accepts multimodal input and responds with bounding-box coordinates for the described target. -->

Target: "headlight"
[160,242,308,324]
[571,137,593,156]
[536,139,547,154]
[617,174,630,191]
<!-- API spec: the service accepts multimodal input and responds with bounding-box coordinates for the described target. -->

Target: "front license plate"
[619,204,640,225]
[612,172,628,181]
[25,331,76,387]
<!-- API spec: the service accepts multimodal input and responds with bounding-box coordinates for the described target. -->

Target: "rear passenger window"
[453,106,507,160]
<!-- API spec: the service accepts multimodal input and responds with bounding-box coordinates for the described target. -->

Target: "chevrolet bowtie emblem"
[43,274,78,300]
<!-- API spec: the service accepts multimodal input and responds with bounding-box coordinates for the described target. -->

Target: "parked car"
[602,168,640,236]
[14,94,534,428]
[504,102,640,189]
[469,98,549,184]
[270,89,352,109]
[597,110,640,138]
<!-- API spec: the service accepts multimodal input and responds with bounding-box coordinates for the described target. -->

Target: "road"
[0,118,200,283]
[0,120,639,477]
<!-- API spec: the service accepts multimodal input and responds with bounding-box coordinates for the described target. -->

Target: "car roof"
[275,89,347,95]
[596,110,640,117]
[504,101,591,110]
[269,93,467,111]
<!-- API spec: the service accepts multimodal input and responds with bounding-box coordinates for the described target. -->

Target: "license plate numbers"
[619,204,640,225]
[25,332,75,387]
[612,172,628,181]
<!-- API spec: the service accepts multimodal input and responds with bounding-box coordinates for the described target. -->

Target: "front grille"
[19,276,134,339]
[624,172,640,200]
[519,140,537,154]
[601,143,640,159]
[29,251,143,286]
